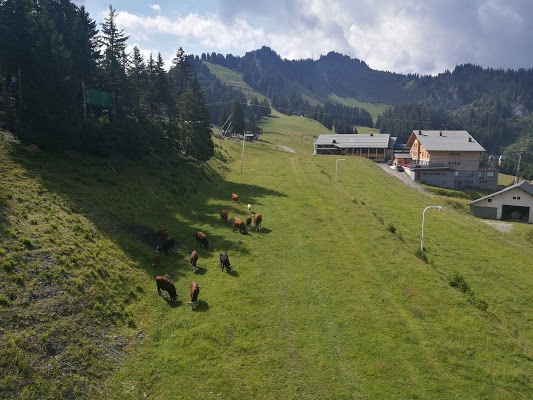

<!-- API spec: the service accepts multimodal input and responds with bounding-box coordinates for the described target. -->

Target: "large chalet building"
[405,130,498,189]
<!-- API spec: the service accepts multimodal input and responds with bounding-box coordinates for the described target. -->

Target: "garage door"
[470,206,497,219]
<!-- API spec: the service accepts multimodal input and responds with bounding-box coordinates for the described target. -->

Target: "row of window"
[449,152,461,156]
[448,161,461,165]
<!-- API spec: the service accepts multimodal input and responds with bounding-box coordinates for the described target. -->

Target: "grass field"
[1,114,532,399]
[204,63,268,102]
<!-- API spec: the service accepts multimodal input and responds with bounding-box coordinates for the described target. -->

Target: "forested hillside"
[0,1,213,161]
[200,47,533,178]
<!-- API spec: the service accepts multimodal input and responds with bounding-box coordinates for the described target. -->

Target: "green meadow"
[0,112,532,399]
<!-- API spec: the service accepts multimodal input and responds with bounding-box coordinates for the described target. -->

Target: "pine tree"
[179,77,214,160]
[99,5,129,120]
[231,100,245,135]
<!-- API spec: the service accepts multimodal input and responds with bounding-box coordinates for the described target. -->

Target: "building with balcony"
[405,130,498,189]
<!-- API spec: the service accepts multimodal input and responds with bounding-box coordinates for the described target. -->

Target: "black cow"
[220,252,232,272]
[156,275,177,302]
[156,237,175,254]
[194,231,210,248]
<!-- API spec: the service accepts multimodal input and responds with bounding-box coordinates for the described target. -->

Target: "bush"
[449,272,471,294]
[415,248,428,263]
[386,223,396,234]
[0,294,8,306]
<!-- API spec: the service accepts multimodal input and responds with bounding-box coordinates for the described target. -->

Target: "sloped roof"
[469,181,533,205]
[316,134,391,148]
[407,130,485,152]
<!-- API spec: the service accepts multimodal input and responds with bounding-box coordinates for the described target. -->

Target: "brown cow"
[220,209,228,224]
[254,214,262,232]
[194,231,210,248]
[189,250,199,273]
[156,228,169,241]
[189,281,200,305]
[155,275,177,302]
[231,193,240,203]
[153,254,161,267]
[233,217,248,234]
[245,215,252,229]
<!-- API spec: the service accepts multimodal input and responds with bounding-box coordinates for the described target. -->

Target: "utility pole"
[240,133,245,174]
[514,149,524,184]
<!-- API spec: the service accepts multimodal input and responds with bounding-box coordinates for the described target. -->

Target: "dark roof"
[408,130,485,152]
[316,134,391,149]
[469,181,533,205]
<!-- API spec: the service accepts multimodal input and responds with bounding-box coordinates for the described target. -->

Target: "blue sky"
[74,0,533,76]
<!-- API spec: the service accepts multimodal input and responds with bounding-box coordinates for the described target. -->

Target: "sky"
[73,0,533,76]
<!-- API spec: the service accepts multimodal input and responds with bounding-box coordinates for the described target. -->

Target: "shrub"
[449,272,471,294]
[469,295,489,312]
[20,237,33,248]
[386,223,396,234]
[415,248,428,263]
[0,294,8,306]
[3,260,15,272]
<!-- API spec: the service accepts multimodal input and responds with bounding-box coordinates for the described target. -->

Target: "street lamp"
[421,206,442,251]
[335,158,345,180]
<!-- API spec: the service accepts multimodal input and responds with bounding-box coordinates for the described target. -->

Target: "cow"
[155,275,177,302]
[156,228,169,241]
[189,281,200,305]
[245,215,252,229]
[156,237,175,254]
[247,203,253,214]
[220,209,228,224]
[220,252,232,272]
[153,254,161,267]
[231,193,239,203]
[194,231,210,248]
[254,214,262,232]
[189,250,199,273]
[233,217,248,234]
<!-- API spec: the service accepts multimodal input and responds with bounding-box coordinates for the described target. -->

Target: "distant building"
[315,134,393,162]
[469,181,533,223]
[405,130,498,190]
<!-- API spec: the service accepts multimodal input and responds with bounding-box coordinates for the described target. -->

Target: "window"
[488,199,492,203]
[479,171,484,178]
[487,171,495,177]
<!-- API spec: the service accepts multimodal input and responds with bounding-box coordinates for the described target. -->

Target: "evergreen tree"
[179,77,214,160]
[231,100,245,135]
[99,5,129,120]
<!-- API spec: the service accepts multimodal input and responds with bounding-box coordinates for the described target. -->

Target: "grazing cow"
[156,228,169,241]
[254,214,262,232]
[153,254,161,267]
[194,231,210,248]
[233,217,248,234]
[231,193,240,203]
[220,209,228,224]
[155,275,178,302]
[245,215,252,229]
[189,250,199,273]
[220,252,232,272]
[247,204,252,214]
[156,237,175,254]
[189,281,200,305]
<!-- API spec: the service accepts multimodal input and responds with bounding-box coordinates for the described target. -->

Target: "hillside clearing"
[1,115,532,399]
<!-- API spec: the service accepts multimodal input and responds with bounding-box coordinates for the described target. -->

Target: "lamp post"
[421,206,442,251]
[335,158,345,181]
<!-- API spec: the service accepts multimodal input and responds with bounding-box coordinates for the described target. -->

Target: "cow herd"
[153,193,263,309]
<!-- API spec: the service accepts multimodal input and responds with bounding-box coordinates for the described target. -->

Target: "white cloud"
[149,4,161,13]
[100,1,533,75]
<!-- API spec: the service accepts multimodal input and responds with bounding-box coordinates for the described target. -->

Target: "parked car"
[396,165,405,172]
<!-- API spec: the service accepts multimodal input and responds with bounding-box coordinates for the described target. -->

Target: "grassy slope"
[204,63,268,102]
[1,112,532,399]
[204,62,389,125]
